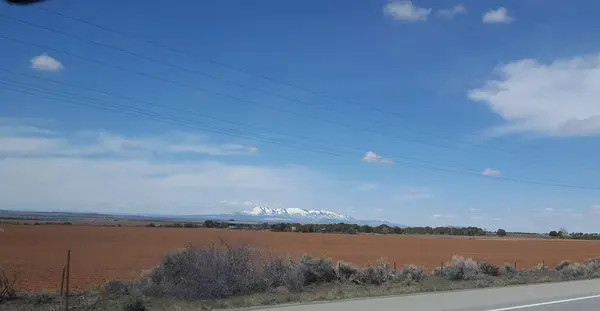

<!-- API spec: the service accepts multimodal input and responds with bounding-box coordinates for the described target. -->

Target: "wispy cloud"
[30,53,64,72]
[432,214,456,219]
[437,4,466,19]
[0,121,258,158]
[0,118,374,217]
[383,1,431,22]
[361,151,393,164]
[482,7,514,24]
[481,168,501,177]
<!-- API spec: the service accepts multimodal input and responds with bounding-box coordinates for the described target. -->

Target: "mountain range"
[0,206,405,227]
[225,206,405,227]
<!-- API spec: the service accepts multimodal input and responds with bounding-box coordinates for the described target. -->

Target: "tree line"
[153,220,493,236]
[149,221,600,240]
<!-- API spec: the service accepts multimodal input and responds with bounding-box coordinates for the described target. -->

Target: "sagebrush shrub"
[556,260,572,271]
[531,262,548,272]
[103,280,128,294]
[357,259,392,285]
[559,262,587,278]
[336,261,359,281]
[479,262,500,276]
[298,255,336,285]
[262,255,288,288]
[121,294,147,311]
[437,256,480,280]
[584,258,600,272]
[283,264,305,292]
[501,263,516,275]
[139,243,270,300]
[398,264,426,282]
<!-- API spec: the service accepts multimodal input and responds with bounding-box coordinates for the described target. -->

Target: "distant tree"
[204,220,217,228]
[496,228,507,237]
[549,230,559,237]
[559,227,569,237]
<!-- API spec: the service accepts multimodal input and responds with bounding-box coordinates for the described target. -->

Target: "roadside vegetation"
[3,241,600,311]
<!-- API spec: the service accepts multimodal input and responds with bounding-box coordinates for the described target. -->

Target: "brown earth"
[1,224,600,292]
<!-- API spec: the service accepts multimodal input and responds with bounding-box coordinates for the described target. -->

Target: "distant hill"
[0,208,406,227]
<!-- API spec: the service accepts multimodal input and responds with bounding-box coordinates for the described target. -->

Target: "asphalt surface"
[252,279,600,311]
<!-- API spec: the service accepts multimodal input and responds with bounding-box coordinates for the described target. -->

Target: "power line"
[36,6,521,148]
[0,77,476,172]
[0,12,569,168]
[0,29,588,172]
[0,13,484,154]
[1,78,598,190]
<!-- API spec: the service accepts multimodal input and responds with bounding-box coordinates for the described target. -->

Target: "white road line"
[483,294,600,311]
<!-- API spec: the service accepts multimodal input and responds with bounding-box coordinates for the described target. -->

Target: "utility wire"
[0,13,484,155]
[2,78,598,190]
[0,28,589,172]
[35,6,522,148]
[0,77,478,172]
[0,12,570,168]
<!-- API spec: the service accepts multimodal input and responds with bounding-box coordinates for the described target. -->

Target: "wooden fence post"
[59,266,65,296]
[64,249,71,311]
[513,260,517,271]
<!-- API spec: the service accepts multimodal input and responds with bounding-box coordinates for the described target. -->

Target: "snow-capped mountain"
[240,206,351,221]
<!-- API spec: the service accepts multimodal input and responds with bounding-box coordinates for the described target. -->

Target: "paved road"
[252,279,600,311]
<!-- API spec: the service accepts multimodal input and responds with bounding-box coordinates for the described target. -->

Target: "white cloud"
[169,143,258,156]
[0,126,258,158]
[383,1,431,22]
[592,205,600,214]
[545,207,555,212]
[432,214,456,219]
[361,151,394,164]
[481,168,501,177]
[469,208,480,212]
[0,119,356,215]
[482,7,514,24]
[437,4,466,19]
[0,157,326,214]
[469,54,600,137]
[30,53,64,72]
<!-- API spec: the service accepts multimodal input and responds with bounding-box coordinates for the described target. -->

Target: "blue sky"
[1,0,600,232]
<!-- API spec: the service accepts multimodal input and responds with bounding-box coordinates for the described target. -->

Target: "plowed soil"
[2,224,600,292]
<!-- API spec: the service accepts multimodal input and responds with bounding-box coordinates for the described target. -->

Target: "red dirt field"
[2,224,600,292]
